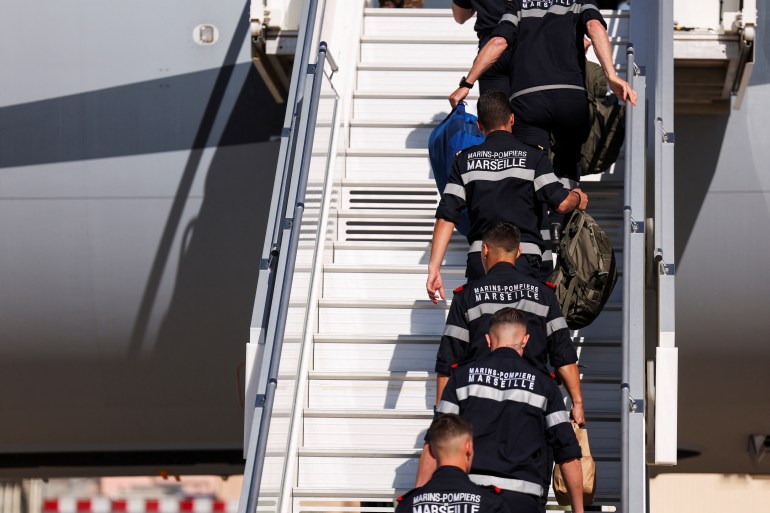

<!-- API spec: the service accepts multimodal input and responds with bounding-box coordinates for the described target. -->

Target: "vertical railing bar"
[277,73,341,513]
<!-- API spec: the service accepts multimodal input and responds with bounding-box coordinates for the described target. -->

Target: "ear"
[516,246,522,258]
[481,242,489,258]
[427,443,437,460]
[465,438,474,459]
[485,333,492,348]
[477,119,484,133]
[509,112,515,127]
[521,333,530,349]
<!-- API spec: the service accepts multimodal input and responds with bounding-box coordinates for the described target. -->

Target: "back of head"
[428,414,473,464]
[482,222,521,254]
[477,90,512,131]
[488,307,529,351]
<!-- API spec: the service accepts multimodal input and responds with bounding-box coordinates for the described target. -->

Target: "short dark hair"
[482,222,521,253]
[477,90,512,130]
[488,307,528,333]
[428,414,473,454]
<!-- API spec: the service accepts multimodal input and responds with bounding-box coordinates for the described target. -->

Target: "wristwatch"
[459,76,475,89]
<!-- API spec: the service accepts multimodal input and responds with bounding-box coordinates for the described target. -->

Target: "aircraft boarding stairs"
[243,5,644,513]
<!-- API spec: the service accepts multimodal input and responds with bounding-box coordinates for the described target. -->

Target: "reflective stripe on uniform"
[465,302,508,321]
[533,172,561,191]
[465,298,549,322]
[515,299,550,317]
[468,240,542,256]
[521,3,583,18]
[456,384,548,410]
[546,317,568,336]
[443,324,470,343]
[469,474,545,497]
[444,183,466,200]
[559,177,580,189]
[499,13,519,26]
[461,168,536,185]
[545,410,571,428]
[437,400,460,414]
[510,84,586,100]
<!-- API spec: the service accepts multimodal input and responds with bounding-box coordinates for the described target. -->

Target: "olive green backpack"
[548,210,617,329]
[581,61,626,175]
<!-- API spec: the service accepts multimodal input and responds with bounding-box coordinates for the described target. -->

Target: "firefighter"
[448,0,637,184]
[433,222,585,427]
[396,414,510,513]
[426,90,587,290]
[417,308,585,513]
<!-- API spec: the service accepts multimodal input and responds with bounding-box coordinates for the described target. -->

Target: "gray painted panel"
[670,0,770,475]
[0,141,280,453]
[0,0,285,463]
[0,1,253,105]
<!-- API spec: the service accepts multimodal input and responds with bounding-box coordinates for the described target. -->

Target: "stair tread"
[313,333,622,346]
[299,447,621,459]
[304,408,621,421]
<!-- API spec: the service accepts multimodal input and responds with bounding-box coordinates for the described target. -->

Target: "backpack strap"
[561,211,587,277]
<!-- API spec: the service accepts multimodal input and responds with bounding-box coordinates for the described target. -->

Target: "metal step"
[294,449,620,496]
[360,35,629,67]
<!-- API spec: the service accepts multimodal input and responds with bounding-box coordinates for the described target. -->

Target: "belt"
[468,474,545,497]
[510,84,586,100]
[468,240,542,256]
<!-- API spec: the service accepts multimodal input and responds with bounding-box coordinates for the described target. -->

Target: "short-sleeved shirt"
[437,348,581,496]
[453,0,516,42]
[436,261,575,376]
[491,0,607,97]
[395,466,510,513]
[435,130,569,256]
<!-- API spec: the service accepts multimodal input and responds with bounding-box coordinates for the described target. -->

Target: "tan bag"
[552,422,596,506]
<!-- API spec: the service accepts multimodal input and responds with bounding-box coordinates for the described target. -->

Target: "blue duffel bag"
[428,102,484,237]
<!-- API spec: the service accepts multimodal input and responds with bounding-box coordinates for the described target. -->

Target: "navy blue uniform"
[435,130,569,281]
[395,466,510,513]
[436,262,575,376]
[492,0,607,181]
[437,348,581,511]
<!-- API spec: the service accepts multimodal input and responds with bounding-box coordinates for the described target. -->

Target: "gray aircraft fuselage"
[0,0,285,476]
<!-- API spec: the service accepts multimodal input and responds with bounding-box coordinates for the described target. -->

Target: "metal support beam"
[622,44,647,513]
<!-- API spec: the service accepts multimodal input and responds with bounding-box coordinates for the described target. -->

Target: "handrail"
[239,0,335,508]
[621,43,647,513]
[276,49,340,513]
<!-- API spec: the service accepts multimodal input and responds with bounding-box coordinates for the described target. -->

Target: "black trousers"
[497,490,542,513]
[466,252,542,282]
[510,89,590,182]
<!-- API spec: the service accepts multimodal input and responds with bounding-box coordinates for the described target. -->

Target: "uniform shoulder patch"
[396,488,418,503]
[453,285,464,294]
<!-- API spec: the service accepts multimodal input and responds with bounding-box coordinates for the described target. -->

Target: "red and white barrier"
[42,498,240,513]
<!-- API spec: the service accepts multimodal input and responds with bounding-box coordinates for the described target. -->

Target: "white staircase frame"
[239,2,680,513]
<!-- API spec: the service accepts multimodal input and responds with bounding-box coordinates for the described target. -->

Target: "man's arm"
[415,442,437,487]
[585,19,637,106]
[451,2,474,24]
[428,219,455,303]
[557,363,585,427]
[558,458,584,513]
[555,188,588,213]
[436,374,449,405]
[449,37,508,107]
